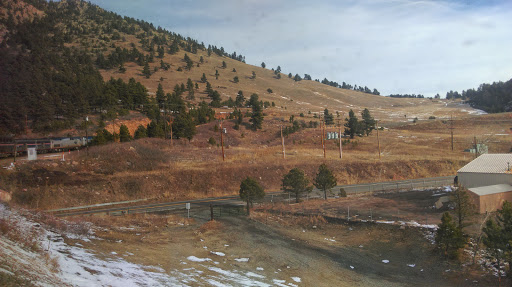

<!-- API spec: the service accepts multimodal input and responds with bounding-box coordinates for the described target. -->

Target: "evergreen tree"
[200,56,204,63]
[483,201,512,276]
[436,212,465,259]
[119,124,132,142]
[134,125,147,139]
[360,108,376,136]
[344,109,359,139]
[233,76,239,83]
[248,94,263,130]
[215,70,219,80]
[222,61,227,68]
[147,120,164,138]
[261,62,266,68]
[201,73,207,83]
[143,61,151,78]
[450,185,475,231]
[172,113,196,141]
[282,168,312,203]
[235,91,245,107]
[239,177,265,215]
[314,164,337,200]
[119,63,126,73]
[323,109,334,125]
[251,71,256,79]
[156,83,165,106]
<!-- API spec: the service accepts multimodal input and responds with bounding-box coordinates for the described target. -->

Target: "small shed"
[457,154,512,188]
[468,184,512,213]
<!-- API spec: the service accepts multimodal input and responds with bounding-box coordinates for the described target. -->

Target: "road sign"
[186,203,190,209]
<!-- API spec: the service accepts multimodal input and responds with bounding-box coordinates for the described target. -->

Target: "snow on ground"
[0,204,305,286]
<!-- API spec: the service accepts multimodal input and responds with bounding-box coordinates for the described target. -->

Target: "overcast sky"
[87,0,512,97]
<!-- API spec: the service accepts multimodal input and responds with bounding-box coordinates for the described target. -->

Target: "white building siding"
[458,172,512,189]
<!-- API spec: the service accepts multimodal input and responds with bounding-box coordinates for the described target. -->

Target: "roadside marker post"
[186,202,190,218]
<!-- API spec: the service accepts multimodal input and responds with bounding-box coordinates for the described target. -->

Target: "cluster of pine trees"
[344,108,376,139]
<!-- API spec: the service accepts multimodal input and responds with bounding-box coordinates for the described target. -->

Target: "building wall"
[458,172,512,189]
[477,191,512,213]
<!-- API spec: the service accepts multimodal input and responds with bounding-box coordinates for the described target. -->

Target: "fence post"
[210,204,214,221]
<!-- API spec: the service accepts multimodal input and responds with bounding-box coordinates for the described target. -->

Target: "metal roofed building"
[457,154,512,189]
[468,184,512,213]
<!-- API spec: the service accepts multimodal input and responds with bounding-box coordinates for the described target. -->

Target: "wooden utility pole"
[169,118,173,146]
[281,125,285,159]
[474,136,478,159]
[322,117,326,159]
[220,120,225,161]
[448,115,454,151]
[337,118,342,159]
[376,121,381,160]
[13,140,17,163]
[85,116,89,157]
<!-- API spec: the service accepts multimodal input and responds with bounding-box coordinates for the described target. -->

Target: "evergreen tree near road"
[235,90,245,107]
[435,212,465,259]
[282,168,312,203]
[239,177,265,215]
[119,124,132,142]
[314,164,337,200]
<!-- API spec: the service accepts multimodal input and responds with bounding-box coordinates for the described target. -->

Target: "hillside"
[0,0,484,137]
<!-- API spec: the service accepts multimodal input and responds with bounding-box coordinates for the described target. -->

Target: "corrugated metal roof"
[469,184,512,196]
[458,154,512,174]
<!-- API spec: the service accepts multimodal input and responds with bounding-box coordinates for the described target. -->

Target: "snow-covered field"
[0,204,303,286]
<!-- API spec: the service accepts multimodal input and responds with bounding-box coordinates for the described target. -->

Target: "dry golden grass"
[198,219,222,233]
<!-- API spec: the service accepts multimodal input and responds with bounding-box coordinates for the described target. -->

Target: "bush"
[429,116,436,120]
[208,137,216,145]
[339,188,347,197]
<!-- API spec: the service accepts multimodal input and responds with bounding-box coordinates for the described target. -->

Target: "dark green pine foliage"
[239,177,265,215]
[119,124,132,142]
[344,109,359,139]
[323,109,334,125]
[436,212,465,259]
[172,113,196,141]
[360,108,376,136]
[143,61,151,78]
[249,94,264,130]
[314,164,337,200]
[134,125,148,139]
[282,168,312,203]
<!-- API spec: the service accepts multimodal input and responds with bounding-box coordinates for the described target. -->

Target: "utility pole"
[337,118,342,159]
[220,120,225,161]
[163,105,168,140]
[322,115,326,159]
[281,125,285,159]
[169,118,173,146]
[448,115,454,151]
[85,116,89,157]
[13,140,17,163]
[376,121,381,160]
[474,136,478,159]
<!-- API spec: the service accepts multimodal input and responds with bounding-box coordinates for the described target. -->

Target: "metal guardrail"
[341,178,453,194]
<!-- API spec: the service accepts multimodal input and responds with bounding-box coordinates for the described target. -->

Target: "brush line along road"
[52,176,454,217]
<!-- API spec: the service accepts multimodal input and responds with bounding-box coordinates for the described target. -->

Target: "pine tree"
[119,124,132,142]
[436,212,465,259]
[222,61,227,68]
[323,109,334,125]
[360,108,376,136]
[215,70,219,80]
[450,185,475,231]
[143,61,151,78]
[201,73,207,83]
[233,76,239,83]
[344,109,359,139]
[239,177,265,215]
[251,71,256,79]
[235,91,245,107]
[282,168,312,203]
[200,56,204,63]
[134,125,147,139]
[261,62,266,68]
[314,164,337,200]
[156,83,165,106]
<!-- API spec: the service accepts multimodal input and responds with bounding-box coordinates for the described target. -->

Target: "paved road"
[52,176,454,217]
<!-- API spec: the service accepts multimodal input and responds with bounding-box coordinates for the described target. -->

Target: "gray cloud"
[88,0,512,97]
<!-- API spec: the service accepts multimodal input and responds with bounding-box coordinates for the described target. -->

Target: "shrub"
[339,188,347,197]
[429,116,436,120]
[208,137,216,145]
